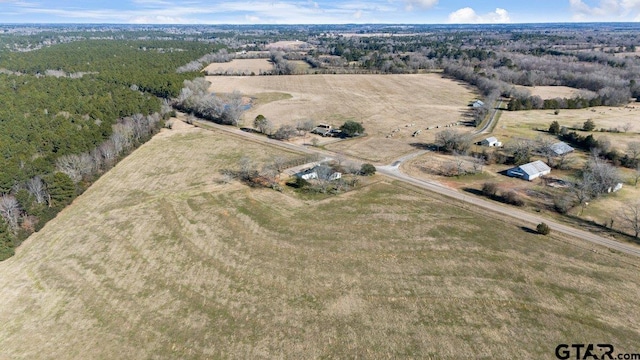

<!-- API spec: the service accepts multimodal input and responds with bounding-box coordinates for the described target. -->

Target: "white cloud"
[0,0,421,24]
[404,0,438,11]
[448,7,511,24]
[130,15,193,24]
[569,0,640,20]
[245,15,261,23]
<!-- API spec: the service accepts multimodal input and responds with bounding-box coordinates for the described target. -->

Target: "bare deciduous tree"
[0,195,21,231]
[223,91,245,127]
[434,129,472,154]
[99,140,117,166]
[55,153,96,184]
[471,154,485,173]
[26,176,47,204]
[627,141,640,161]
[555,152,576,170]
[271,156,288,173]
[507,138,536,165]
[572,174,593,215]
[296,119,315,137]
[632,164,640,187]
[238,157,258,182]
[582,155,621,196]
[272,125,297,140]
[535,136,556,165]
[620,202,640,238]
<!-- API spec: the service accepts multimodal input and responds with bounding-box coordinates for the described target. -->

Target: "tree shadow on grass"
[462,187,483,196]
[520,226,540,235]
[564,214,640,246]
[409,142,436,151]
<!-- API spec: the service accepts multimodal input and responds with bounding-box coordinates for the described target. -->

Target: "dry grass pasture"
[265,40,310,50]
[0,121,639,359]
[514,85,586,99]
[207,73,478,163]
[203,59,273,75]
[493,105,640,151]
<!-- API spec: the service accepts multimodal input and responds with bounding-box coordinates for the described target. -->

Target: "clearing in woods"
[203,58,273,75]
[514,85,588,99]
[0,120,638,359]
[207,73,478,163]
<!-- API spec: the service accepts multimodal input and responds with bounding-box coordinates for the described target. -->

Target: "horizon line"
[1,21,640,26]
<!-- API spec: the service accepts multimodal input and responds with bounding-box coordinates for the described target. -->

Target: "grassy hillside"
[0,121,639,359]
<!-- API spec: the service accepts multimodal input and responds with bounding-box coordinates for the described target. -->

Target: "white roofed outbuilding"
[550,142,574,156]
[480,136,502,147]
[507,160,551,181]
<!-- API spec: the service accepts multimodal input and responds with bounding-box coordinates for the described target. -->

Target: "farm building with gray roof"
[507,160,551,181]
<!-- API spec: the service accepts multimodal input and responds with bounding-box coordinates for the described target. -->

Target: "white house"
[296,169,318,180]
[296,165,341,181]
[550,142,574,156]
[480,136,502,147]
[507,160,551,181]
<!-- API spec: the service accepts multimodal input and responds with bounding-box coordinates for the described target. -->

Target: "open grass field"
[0,120,639,359]
[207,73,478,163]
[493,104,640,151]
[514,85,587,99]
[203,59,273,75]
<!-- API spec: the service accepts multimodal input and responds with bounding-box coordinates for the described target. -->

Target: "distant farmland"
[208,73,478,162]
[0,121,638,359]
[203,58,273,75]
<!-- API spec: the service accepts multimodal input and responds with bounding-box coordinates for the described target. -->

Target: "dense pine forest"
[0,29,219,259]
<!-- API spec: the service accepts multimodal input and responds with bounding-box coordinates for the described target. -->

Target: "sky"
[1,0,640,24]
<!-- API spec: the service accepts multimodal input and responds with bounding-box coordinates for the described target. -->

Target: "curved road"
[189,115,640,258]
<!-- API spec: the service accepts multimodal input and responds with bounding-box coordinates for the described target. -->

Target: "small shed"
[608,183,623,193]
[507,160,551,181]
[480,136,502,147]
[550,142,574,156]
[472,100,485,108]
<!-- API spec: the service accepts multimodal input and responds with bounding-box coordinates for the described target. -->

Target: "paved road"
[475,99,503,135]
[188,115,640,258]
[378,165,640,257]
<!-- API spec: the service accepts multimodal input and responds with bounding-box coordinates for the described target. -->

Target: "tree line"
[0,36,209,260]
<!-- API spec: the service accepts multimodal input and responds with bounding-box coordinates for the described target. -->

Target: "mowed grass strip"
[0,123,638,359]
